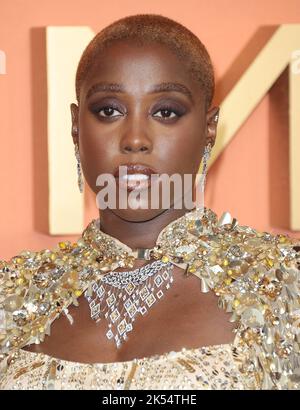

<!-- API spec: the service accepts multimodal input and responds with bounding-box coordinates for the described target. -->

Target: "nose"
[120,117,153,154]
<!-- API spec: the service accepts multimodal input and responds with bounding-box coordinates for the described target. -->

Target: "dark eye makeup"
[88,97,188,122]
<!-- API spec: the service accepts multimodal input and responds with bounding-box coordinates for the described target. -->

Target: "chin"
[110,207,167,223]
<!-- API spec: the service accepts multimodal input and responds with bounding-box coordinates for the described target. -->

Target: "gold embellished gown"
[0,207,299,390]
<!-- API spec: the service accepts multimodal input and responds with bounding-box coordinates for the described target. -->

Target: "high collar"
[80,206,234,272]
[87,207,207,253]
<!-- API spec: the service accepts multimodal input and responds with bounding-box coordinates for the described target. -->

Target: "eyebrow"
[86,82,194,103]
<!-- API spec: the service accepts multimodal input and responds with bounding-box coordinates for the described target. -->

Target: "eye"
[152,103,185,121]
[97,105,124,118]
[90,101,125,119]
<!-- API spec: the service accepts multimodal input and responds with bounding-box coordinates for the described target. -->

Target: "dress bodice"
[0,342,246,390]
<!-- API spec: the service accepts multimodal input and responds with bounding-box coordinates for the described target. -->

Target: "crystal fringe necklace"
[84,259,174,349]
[83,209,200,349]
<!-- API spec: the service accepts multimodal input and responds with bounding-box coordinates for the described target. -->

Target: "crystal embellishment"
[84,259,174,349]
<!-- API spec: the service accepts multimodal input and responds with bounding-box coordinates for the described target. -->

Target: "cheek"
[162,126,205,176]
[155,132,203,204]
[78,117,117,191]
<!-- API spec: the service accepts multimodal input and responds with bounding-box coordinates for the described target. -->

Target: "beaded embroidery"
[0,206,300,389]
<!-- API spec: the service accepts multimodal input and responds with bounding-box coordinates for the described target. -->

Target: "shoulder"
[0,239,97,362]
[204,211,300,389]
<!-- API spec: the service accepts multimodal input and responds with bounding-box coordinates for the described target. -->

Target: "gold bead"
[222,259,229,267]
[16,278,24,286]
[161,256,169,263]
[224,278,232,285]
[279,235,287,243]
[183,254,191,261]
[74,289,82,297]
[58,241,67,249]
[265,257,274,267]
[188,266,196,273]
[232,299,240,308]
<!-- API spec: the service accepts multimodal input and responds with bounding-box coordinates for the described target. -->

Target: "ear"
[205,106,220,148]
[70,103,79,145]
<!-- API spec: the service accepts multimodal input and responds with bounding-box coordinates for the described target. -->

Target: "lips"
[113,163,157,178]
[113,163,157,192]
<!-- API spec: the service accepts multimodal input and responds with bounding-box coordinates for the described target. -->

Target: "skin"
[24,40,236,363]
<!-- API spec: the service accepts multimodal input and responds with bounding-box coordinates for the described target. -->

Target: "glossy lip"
[113,163,158,192]
[113,163,157,177]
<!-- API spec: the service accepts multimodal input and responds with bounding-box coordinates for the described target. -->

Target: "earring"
[195,142,212,213]
[74,143,83,193]
[199,112,217,193]
[202,142,212,181]
[213,108,220,123]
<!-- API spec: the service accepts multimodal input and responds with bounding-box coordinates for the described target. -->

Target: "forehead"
[81,40,203,102]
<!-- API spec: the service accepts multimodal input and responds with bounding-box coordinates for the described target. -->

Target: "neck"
[98,206,194,250]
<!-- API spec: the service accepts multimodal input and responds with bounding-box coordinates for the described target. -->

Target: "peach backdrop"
[0,0,300,259]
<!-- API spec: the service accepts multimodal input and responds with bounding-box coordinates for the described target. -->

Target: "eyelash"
[92,103,184,121]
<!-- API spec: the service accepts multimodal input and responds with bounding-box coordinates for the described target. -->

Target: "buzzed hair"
[75,14,215,109]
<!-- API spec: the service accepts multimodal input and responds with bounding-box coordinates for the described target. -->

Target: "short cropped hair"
[75,14,215,109]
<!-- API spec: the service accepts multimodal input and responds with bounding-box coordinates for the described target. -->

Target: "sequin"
[0,207,299,390]
[0,344,245,390]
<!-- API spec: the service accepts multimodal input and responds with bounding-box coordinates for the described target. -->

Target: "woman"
[0,13,300,390]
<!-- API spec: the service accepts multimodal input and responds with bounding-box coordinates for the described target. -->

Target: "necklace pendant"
[84,259,174,349]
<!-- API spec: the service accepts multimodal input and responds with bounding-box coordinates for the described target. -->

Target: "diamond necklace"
[84,258,174,349]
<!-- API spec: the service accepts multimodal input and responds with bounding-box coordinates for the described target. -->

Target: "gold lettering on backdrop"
[46,25,300,233]
[46,27,94,234]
